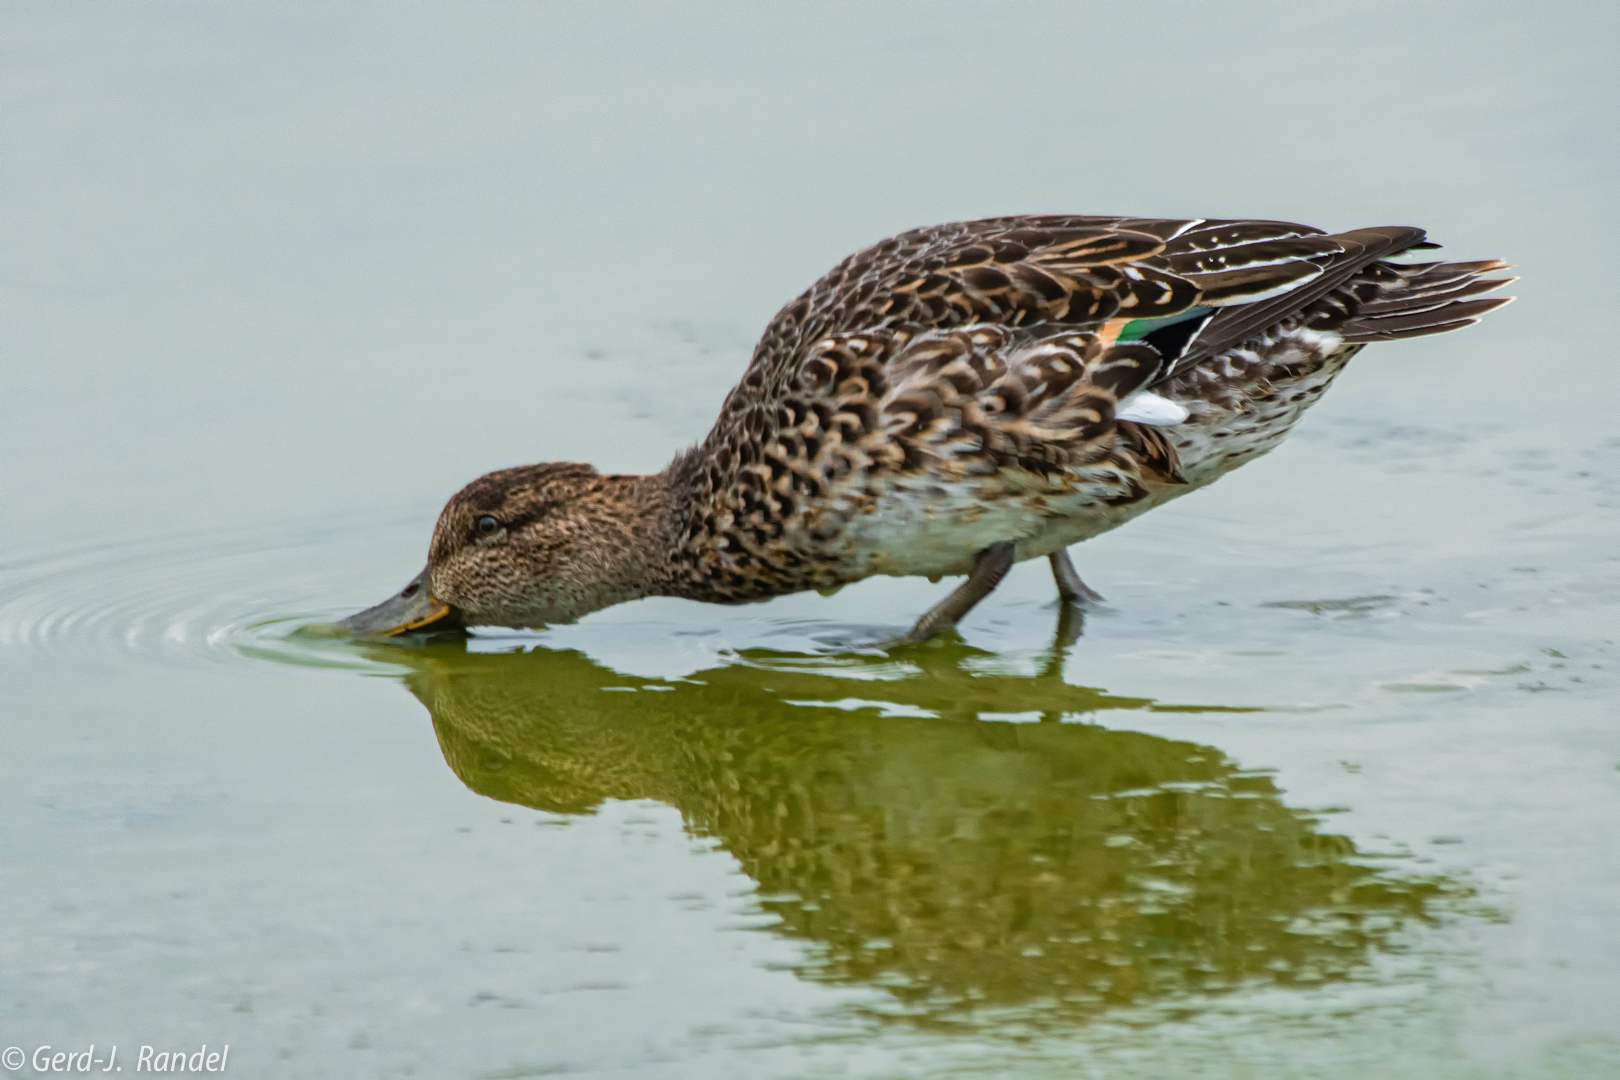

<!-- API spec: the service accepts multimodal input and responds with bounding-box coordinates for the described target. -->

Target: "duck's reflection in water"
[369,637,1457,1029]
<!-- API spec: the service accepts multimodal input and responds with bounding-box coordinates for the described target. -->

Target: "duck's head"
[339,462,663,636]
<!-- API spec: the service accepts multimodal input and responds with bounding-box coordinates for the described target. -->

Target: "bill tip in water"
[329,567,466,638]
[289,621,352,641]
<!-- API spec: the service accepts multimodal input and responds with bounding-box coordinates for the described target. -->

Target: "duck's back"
[660,217,1511,601]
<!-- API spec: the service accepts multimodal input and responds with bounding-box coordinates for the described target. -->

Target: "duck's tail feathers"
[1337,259,1516,343]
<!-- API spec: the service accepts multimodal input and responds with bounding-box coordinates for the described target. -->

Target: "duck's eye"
[474,514,502,537]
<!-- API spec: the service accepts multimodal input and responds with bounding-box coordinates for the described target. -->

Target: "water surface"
[4,3,1619,1077]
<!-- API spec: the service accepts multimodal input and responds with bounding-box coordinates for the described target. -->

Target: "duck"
[339,215,1512,642]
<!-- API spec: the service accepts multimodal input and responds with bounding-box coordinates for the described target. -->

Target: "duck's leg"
[1049,549,1105,604]
[902,541,1017,642]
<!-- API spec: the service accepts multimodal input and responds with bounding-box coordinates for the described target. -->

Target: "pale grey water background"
[3,3,1619,1077]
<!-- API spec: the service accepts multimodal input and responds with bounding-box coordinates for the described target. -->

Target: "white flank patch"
[1115,391,1189,426]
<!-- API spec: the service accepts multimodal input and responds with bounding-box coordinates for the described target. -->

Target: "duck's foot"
[899,541,1017,643]
[1049,549,1105,604]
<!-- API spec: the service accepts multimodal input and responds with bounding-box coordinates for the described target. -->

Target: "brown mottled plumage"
[340,215,1513,640]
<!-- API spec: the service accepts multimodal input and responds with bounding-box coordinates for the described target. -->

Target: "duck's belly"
[831,473,1117,580]
[824,333,1358,582]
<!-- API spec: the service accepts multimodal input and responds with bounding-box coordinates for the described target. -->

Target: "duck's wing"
[749,215,1394,386]
[1163,225,1423,375]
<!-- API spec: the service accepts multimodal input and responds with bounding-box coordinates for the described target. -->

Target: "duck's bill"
[338,567,464,637]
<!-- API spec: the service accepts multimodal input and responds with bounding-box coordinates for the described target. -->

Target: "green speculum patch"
[1115,305,1216,342]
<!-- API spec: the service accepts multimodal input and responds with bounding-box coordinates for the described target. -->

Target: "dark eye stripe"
[493,504,557,533]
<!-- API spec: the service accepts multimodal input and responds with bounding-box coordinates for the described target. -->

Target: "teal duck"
[341,215,1512,641]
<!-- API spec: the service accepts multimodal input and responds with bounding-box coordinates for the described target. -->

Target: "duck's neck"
[624,451,713,603]
[564,471,682,611]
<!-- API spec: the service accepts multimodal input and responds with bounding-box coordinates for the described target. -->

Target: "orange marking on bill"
[382,598,454,636]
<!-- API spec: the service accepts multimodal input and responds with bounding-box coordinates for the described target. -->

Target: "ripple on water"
[0,520,417,673]
[0,521,910,678]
